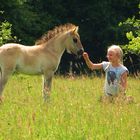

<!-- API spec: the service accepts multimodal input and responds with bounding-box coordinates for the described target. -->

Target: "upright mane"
[35,23,77,45]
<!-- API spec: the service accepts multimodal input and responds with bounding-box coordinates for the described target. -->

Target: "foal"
[0,23,84,102]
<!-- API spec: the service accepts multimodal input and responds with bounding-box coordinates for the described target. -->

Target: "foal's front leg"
[42,74,53,102]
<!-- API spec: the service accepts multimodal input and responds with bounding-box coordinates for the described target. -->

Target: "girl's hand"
[82,52,89,60]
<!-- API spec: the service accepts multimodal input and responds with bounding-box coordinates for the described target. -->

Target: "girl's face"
[107,50,119,63]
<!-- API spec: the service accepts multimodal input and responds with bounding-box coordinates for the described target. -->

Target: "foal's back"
[0,43,41,58]
[0,43,22,62]
[0,43,44,74]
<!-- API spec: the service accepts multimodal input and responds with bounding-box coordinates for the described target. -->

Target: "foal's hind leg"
[0,67,13,102]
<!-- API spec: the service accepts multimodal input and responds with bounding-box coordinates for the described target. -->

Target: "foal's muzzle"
[74,49,84,59]
[77,49,84,56]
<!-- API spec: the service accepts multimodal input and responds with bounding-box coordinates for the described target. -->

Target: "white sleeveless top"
[102,61,128,96]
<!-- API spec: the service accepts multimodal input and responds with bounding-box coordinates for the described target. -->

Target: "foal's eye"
[73,38,77,43]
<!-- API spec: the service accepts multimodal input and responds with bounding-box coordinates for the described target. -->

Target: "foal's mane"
[35,23,77,45]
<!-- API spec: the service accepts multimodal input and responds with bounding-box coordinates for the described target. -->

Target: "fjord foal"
[0,23,84,102]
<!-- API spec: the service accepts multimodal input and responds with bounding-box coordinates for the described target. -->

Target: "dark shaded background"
[0,0,139,75]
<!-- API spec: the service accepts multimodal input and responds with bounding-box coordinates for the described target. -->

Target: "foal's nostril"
[77,49,84,56]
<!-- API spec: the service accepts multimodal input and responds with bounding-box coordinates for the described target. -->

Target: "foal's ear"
[73,26,79,33]
[68,26,79,36]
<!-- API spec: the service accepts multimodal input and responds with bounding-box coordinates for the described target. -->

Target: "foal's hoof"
[43,95,51,103]
[0,96,4,103]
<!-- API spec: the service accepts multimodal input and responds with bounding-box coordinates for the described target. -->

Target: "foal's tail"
[0,66,2,96]
[0,67,2,80]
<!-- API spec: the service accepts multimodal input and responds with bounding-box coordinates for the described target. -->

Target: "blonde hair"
[108,45,123,64]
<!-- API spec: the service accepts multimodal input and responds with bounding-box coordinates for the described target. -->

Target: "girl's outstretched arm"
[83,52,102,70]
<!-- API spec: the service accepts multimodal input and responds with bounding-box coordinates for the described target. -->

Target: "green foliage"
[0,21,13,45]
[122,25,140,55]
[117,4,140,74]
[124,32,140,54]
[120,4,140,55]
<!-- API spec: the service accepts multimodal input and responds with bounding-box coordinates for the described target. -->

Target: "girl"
[83,45,133,103]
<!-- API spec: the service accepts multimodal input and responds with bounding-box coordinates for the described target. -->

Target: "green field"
[0,75,140,140]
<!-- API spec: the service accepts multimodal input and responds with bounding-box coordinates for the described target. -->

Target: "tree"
[119,4,140,74]
[0,11,15,45]
[120,17,140,55]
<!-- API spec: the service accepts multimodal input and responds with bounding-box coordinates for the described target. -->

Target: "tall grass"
[0,75,140,140]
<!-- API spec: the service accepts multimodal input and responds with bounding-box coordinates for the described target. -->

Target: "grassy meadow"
[0,74,140,140]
